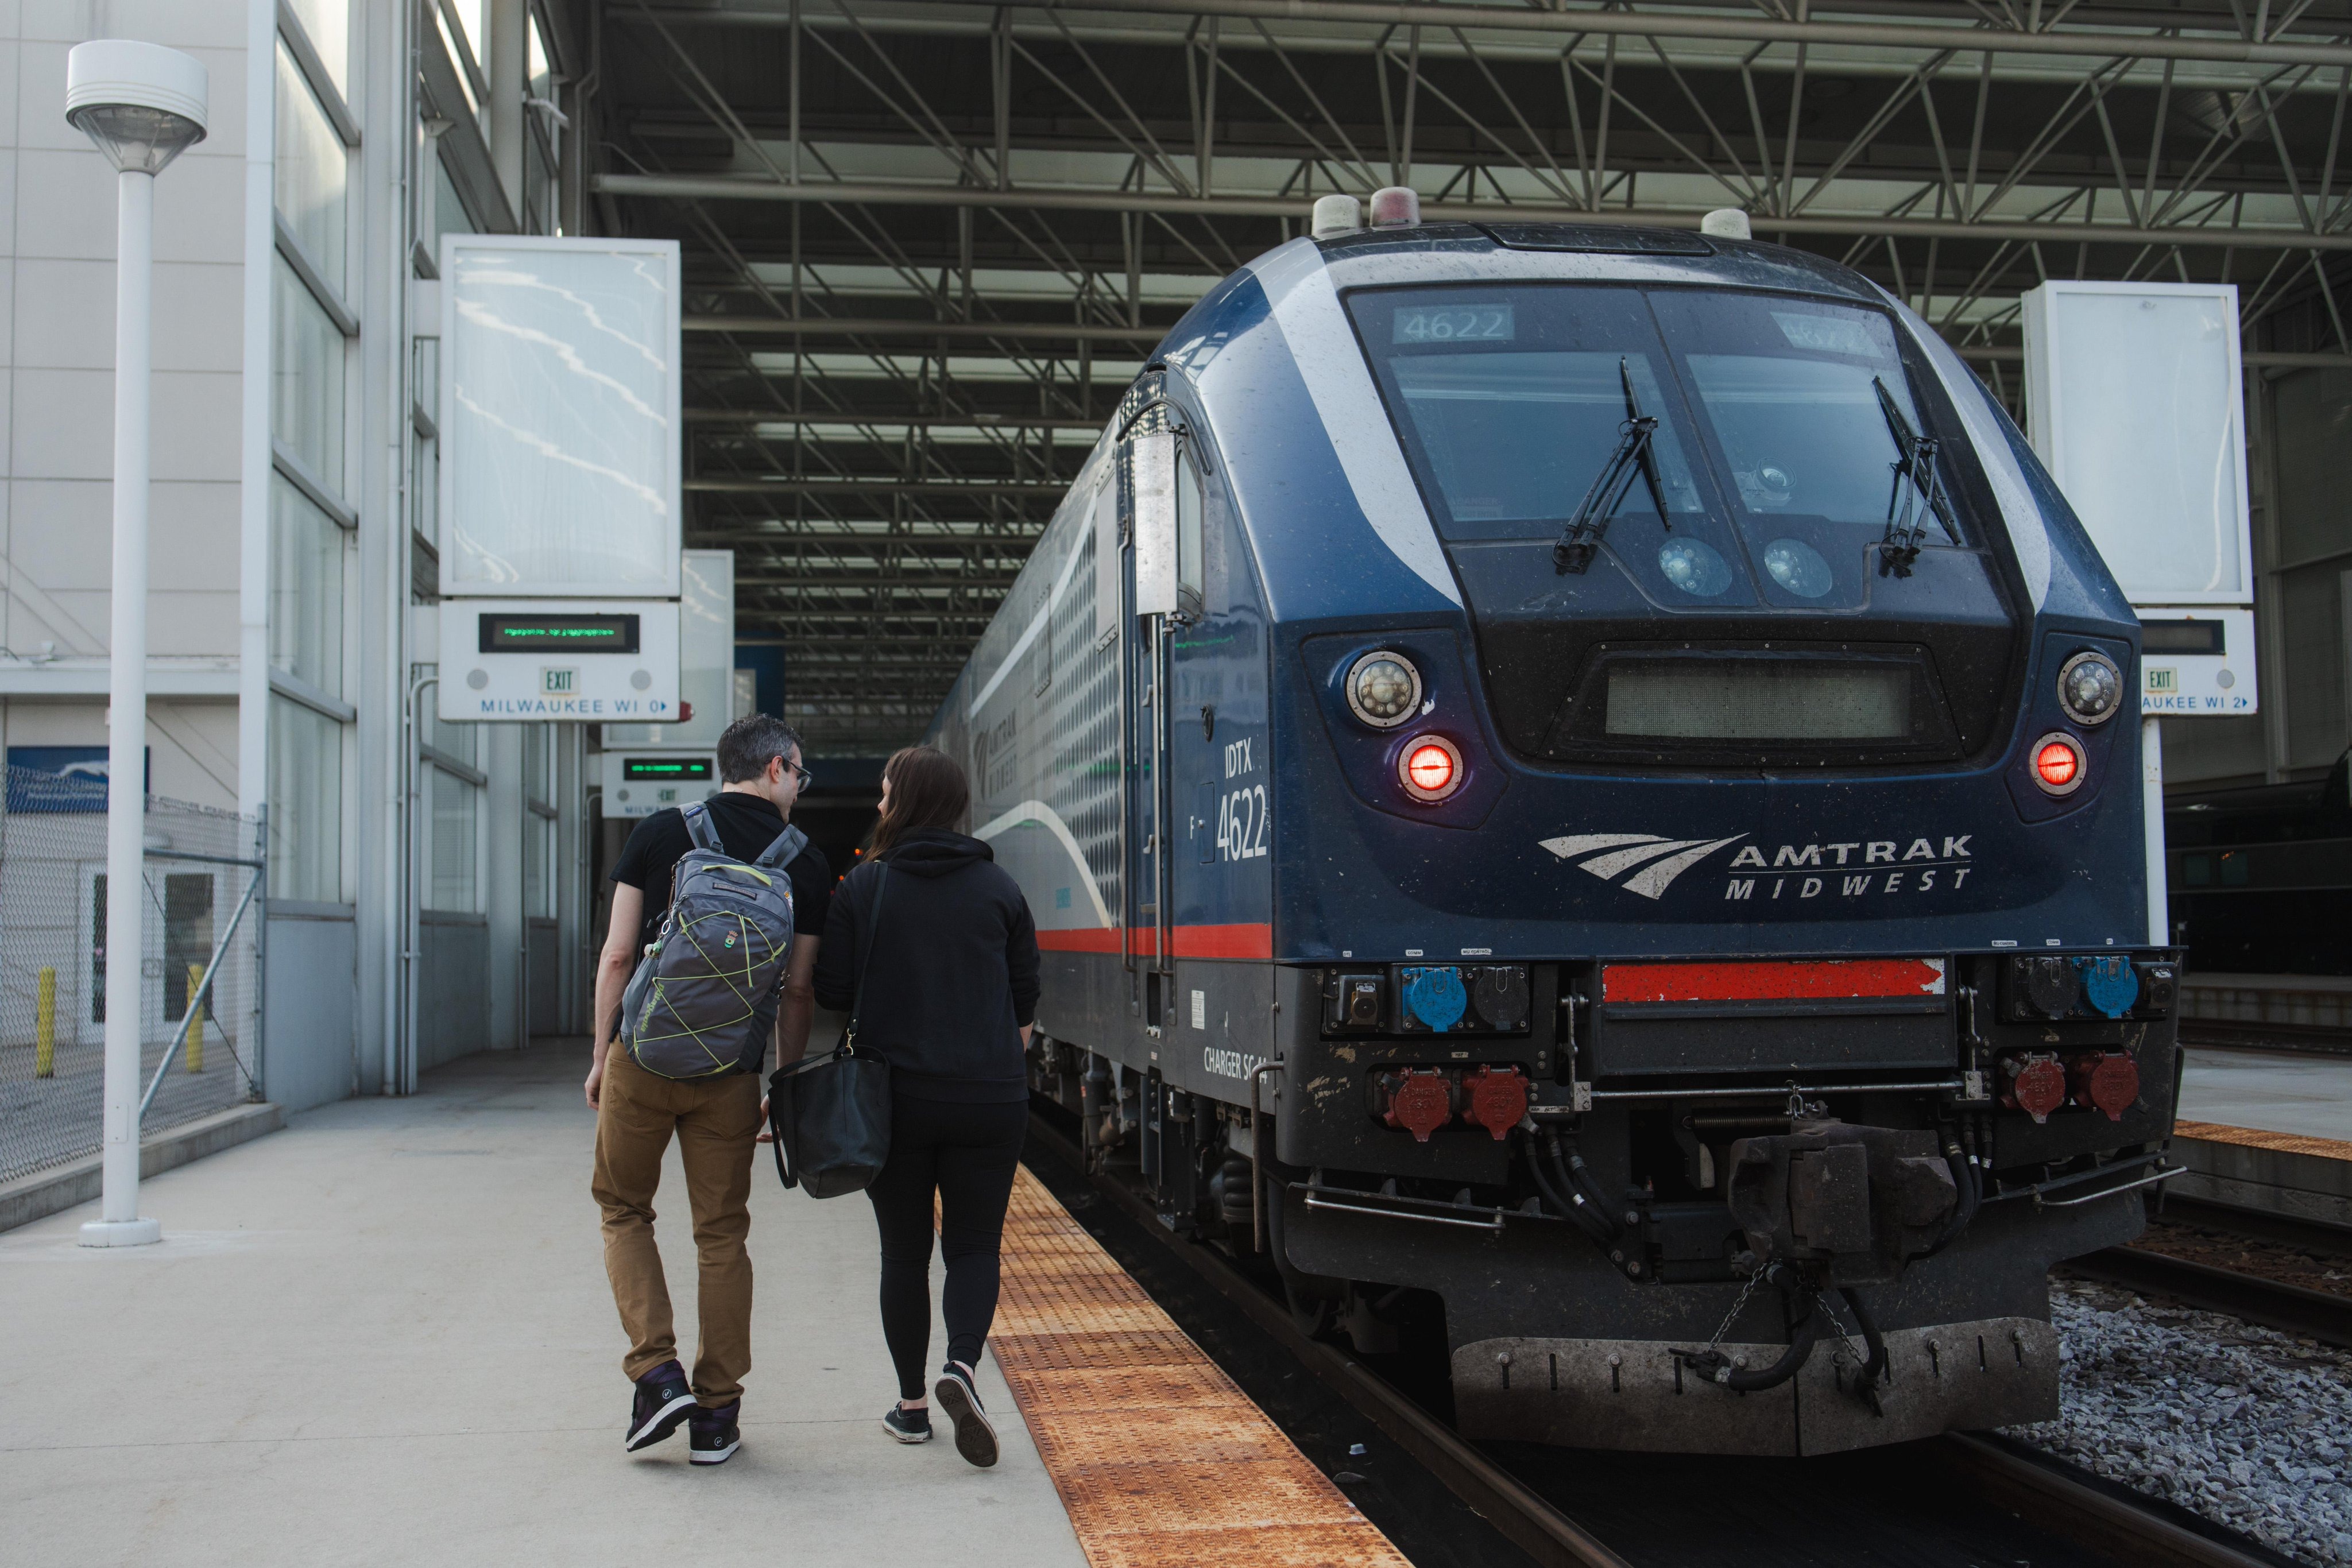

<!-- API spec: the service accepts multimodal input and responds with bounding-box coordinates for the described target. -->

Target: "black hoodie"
[813,828,1041,1102]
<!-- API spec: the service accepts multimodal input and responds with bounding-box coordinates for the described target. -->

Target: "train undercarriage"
[1028,951,2182,1457]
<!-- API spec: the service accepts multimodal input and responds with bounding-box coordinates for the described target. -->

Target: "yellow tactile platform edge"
[991,1167,1414,1568]
[2175,1119,2352,1164]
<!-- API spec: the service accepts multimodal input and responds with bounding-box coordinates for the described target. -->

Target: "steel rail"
[595,172,2352,250]
[1939,1432,2286,1568]
[2065,1243,2352,1349]
[630,0,2352,68]
[1026,1109,2283,1568]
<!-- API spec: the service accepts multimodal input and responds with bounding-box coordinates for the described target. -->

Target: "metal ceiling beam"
[687,408,1108,428]
[686,475,1071,496]
[595,173,2352,250]
[687,314,1168,342]
[626,0,2352,68]
[1951,344,2352,367]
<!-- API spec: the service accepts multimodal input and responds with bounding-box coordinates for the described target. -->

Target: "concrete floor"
[2179,1046,2352,1143]
[0,1043,1088,1568]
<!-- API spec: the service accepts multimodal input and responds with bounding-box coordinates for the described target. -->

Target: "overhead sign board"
[2021,280,2258,715]
[605,549,734,750]
[439,599,679,722]
[601,752,719,818]
[439,235,682,600]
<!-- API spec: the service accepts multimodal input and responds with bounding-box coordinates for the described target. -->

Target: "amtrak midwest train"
[924,198,2180,1457]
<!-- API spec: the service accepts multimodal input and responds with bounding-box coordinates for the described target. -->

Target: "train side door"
[1120,413,1205,1036]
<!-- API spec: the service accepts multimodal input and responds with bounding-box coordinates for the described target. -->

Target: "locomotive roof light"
[1346,651,1423,729]
[1368,186,1422,227]
[2031,733,2086,795]
[2057,650,2124,726]
[1399,735,1463,802]
[1311,193,1363,238]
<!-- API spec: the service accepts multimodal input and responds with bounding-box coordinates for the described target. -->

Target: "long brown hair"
[871,745,971,857]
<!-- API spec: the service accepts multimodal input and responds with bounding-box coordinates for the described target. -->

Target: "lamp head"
[66,40,208,175]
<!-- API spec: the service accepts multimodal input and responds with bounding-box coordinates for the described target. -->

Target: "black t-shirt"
[610,792,833,954]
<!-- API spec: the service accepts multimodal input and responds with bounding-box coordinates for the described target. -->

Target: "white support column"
[238,0,274,847]
[87,168,161,1249]
[490,0,527,211]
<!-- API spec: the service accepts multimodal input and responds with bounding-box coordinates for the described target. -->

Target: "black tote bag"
[768,863,894,1199]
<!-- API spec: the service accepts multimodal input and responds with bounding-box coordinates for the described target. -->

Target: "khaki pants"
[591,1048,764,1406]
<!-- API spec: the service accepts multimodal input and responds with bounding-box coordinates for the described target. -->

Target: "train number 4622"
[1218,785,1270,861]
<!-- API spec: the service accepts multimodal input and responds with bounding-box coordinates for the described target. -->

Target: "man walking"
[587,715,831,1465]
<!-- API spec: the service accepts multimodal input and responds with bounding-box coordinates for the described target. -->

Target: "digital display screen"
[478,613,641,654]
[2141,620,2225,656]
[1392,303,1514,346]
[622,757,713,781]
[1606,661,1913,741]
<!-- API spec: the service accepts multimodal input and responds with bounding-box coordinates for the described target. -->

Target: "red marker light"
[1396,734,1464,802]
[1407,745,1454,792]
[2033,735,2083,793]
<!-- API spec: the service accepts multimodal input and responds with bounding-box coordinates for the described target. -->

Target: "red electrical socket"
[1381,1070,1454,1143]
[1460,1065,1530,1141]
[2001,1054,2068,1124]
[2068,1052,2140,1122]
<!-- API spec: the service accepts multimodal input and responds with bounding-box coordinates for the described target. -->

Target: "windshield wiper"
[1554,358,1671,575]
[1872,375,1956,578]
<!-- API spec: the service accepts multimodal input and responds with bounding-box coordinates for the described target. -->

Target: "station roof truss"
[568,0,2352,753]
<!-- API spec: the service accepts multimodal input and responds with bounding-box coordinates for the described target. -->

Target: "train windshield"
[1348,285,1970,611]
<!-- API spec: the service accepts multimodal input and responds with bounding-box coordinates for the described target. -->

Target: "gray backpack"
[620,802,808,1079]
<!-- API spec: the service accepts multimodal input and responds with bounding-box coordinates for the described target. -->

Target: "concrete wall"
[262,909,355,1111]
[418,915,490,1071]
[0,1,247,804]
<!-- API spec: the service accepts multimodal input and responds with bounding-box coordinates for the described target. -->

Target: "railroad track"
[1026,1113,2285,1568]
[2068,1207,2352,1352]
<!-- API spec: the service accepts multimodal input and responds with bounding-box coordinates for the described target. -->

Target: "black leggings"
[865,1096,1028,1401]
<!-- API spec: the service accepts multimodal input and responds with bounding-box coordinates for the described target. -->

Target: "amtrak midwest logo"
[1539,833,1977,901]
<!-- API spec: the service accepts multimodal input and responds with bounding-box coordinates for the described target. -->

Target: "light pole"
[67,40,208,1249]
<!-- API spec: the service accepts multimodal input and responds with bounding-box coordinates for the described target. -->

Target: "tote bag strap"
[840,859,892,1052]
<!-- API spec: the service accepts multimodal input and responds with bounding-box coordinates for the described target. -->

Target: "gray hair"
[716,714,803,785]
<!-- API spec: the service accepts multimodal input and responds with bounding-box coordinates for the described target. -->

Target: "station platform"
[2179,1045,2352,1143]
[0,1044,1397,1567]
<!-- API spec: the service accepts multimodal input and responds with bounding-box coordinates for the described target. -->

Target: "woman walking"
[814,745,1041,1467]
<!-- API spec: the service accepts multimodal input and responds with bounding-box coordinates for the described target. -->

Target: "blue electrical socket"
[2075,955,2139,1019]
[1403,966,1468,1033]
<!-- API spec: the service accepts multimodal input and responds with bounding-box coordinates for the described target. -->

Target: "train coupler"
[1724,1120,1958,1286]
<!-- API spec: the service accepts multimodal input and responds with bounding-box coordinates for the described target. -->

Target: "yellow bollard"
[35,966,55,1077]
[184,963,204,1074]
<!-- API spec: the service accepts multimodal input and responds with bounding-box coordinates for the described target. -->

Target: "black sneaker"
[625,1361,697,1452]
[882,1404,933,1443]
[688,1401,741,1466]
[933,1362,998,1469]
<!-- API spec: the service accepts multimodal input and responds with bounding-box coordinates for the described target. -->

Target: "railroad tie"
[992,1167,1413,1568]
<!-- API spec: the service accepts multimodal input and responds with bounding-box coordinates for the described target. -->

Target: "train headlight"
[1399,735,1463,802]
[2057,651,2123,726]
[2031,733,2085,795]
[1346,651,1423,729]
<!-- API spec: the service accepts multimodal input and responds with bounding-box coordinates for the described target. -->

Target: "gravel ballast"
[2006,1279,2352,1566]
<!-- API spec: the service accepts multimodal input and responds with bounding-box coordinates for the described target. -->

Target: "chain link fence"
[0,768,263,1188]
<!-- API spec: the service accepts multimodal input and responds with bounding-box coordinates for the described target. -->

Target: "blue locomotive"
[928,194,2179,1456]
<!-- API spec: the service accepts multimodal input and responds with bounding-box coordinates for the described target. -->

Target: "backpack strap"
[753,823,808,870]
[680,800,722,854]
